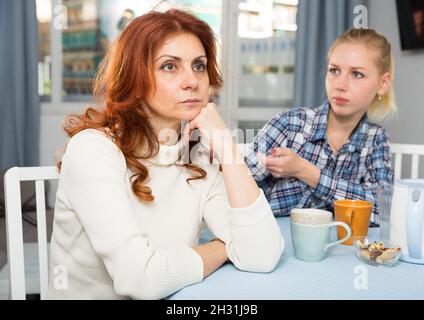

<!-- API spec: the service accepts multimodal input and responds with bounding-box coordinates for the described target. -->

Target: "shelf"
[273,0,298,6]
[273,23,297,31]
[239,2,263,13]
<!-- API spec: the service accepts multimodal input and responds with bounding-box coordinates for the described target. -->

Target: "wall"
[40,105,85,205]
[369,0,424,178]
[369,0,424,145]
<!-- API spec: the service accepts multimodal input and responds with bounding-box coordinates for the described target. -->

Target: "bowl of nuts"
[353,236,402,266]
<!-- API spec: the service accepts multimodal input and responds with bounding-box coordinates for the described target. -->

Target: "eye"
[328,68,340,76]
[353,71,364,79]
[160,63,177,72]
[193,62,206,72]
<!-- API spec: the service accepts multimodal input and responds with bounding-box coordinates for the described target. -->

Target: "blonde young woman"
[246,28,396,226]
[47,9,283,300]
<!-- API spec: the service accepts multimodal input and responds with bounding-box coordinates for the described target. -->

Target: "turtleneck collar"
[143,134,211,166]
[150,142,181,166]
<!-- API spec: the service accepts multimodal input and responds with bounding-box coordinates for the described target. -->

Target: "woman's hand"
[258,147,321,188]
[188,103,234,163]
[257,147,303,178]
[185,102,260,208]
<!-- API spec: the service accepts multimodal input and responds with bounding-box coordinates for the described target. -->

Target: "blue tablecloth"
[169,217,424,300]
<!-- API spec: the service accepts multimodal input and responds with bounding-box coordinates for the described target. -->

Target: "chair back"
[4,166,59,300]
[390,143,424,179]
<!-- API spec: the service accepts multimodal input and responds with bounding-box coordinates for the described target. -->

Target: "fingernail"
[271,148,276,155]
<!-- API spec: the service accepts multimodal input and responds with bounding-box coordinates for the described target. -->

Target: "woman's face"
[145,32,210,130]
[325,42,390,121]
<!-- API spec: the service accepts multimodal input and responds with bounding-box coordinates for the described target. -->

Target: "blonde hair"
[327,28,397,123]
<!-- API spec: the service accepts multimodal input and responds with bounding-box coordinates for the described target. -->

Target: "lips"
[181,99,201,103]
[333,97,350,105]
[180,99,202,107]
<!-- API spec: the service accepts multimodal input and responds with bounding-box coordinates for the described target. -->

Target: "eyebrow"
[155,55,207,62]
[329,63,366,70]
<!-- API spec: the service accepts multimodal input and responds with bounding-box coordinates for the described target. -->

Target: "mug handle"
[324,222,352,251]
[345,208,355,225]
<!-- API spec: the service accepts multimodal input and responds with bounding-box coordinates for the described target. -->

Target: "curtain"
[293,0,368,108]
[0,0,40,170]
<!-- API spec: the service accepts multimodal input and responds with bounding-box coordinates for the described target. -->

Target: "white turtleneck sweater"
[46,129,284,300]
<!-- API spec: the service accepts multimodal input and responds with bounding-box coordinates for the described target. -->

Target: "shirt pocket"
[339,153,365,182]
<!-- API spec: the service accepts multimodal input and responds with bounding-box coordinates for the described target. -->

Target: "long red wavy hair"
[58,9,223,202]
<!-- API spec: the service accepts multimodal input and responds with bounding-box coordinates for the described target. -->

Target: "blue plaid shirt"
[245,101,394,226]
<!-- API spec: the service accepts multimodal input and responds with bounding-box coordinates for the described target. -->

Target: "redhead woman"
[46,9,283,300]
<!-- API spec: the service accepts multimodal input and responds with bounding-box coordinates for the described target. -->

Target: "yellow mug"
[333,200,373,246]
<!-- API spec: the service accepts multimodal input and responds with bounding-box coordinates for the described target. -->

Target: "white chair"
[3,166,59,300]
[390,143,424,179]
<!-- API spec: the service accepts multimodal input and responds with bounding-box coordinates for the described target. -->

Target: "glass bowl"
[353,236,402,267]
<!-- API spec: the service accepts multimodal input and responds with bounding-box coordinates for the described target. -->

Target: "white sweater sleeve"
[60,130,203,299]
[203,171,284,272]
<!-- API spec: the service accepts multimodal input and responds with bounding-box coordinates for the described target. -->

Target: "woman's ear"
[378,72,392,96]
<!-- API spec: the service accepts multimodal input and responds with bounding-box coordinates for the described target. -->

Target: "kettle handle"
[406,189,424,259]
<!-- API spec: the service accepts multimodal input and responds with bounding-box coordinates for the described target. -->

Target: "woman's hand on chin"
[188,103,234,162]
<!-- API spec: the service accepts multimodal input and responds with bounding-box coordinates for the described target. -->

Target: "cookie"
[356,240,400,265]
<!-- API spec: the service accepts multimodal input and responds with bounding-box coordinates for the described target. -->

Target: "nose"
[181,66,198,91]
[335,73,348,92]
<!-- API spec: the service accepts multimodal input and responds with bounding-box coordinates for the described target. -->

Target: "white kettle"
[390,179,424,264]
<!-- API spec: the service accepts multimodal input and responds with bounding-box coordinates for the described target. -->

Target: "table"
[169,217,424,300]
